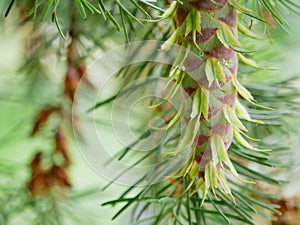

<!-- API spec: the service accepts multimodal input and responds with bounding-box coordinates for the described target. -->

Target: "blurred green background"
[0,2,300,225]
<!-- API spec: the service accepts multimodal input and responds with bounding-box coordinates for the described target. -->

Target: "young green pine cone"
[163,0,254,201]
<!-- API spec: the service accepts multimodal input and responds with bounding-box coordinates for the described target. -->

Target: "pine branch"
[1,0,300,225]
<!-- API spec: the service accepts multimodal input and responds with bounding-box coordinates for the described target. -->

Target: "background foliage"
[0,1,300,225]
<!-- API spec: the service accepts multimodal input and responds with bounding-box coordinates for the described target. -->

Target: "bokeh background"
[0,2,300,225]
